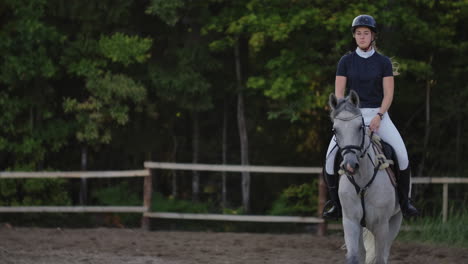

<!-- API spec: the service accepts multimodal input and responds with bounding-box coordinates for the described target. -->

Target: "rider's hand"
[369,115,381,132]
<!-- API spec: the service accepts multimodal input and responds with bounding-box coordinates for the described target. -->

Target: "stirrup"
[322,200,342,219]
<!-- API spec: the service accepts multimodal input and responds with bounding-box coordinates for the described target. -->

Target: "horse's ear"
[329,93,338,110]
[349,90,360,107]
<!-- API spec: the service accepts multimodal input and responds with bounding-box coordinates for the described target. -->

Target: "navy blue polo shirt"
[336,51,393,108]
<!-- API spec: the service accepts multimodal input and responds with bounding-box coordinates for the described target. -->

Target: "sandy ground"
[0,227,466,264]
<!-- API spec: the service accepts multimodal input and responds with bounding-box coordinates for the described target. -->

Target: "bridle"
[333,114,373,161]
[332,113,379,227]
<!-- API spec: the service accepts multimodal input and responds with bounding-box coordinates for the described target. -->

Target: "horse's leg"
[371,222,389,264]
[388,211,402,242]
[359,229,366,263]
[343,218,363,264]
[383,211,403,262]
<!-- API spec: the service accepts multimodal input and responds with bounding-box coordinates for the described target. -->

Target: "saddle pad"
[371,136,397,187]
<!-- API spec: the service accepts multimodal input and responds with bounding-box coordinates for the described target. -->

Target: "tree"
[52,1,152,203]
[0,0,68,170]
[146,0,218,201]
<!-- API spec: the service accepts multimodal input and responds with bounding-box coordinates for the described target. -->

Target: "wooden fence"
[0,164,466,234]
[412,177,468,222]
[0,170,152,227]
[143,162,327,235]
[142,163,468,229]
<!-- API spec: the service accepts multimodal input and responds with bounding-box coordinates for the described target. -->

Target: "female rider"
[323,14,419,219]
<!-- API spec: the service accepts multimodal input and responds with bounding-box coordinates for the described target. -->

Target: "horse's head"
[329,90,365,175]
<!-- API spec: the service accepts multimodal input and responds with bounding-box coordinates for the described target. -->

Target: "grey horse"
[329,90,402,264]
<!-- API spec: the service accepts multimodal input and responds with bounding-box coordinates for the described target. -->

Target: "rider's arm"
[379,76,394,116]
[335,76,346,99]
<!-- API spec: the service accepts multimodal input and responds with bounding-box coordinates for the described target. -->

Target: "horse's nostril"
[354,163,359,169]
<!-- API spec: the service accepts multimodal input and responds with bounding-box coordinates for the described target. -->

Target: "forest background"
[0,0,466,226]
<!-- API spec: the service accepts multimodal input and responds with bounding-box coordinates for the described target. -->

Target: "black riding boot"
[322,171,342,219]
[397,167,419,218]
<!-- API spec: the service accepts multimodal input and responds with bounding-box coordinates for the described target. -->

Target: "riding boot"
[322,171,342,219]
[397,167,419,218]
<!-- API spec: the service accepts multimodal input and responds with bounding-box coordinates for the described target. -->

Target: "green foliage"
[87,73,147,103]
[148,44,217,112]
[55,4,153,148]
[398,210,468,247]
[91,181,142,226]
[222,206,245,215]
[269,181,318,216]
[64,72,147,144]
[0,0,64,84]
[0,178,70,206]
[146,0,185,26]
[99,33,153,66]
[203,1,339,120]
[63,73,146,143]
[152,192,211,213]
[0,0,70,169]
[91,181,140,206]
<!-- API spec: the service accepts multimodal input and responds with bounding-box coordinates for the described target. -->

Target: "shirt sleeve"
[336,55,348,76]
[383,56,394,77]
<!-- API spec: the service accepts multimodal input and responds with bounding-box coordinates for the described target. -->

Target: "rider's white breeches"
[325,108,409,174]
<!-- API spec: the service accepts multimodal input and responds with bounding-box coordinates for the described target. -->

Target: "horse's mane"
[330,97,361,120]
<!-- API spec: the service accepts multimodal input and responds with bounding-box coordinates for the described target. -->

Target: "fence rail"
[0,206,147,213]
[0,170,149,179]
[144,162,322,174]
[412,177,468,183]
[0,165,465,232]
[144,212,324,223]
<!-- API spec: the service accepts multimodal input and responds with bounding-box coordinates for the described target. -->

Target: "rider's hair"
[390,57,400,76]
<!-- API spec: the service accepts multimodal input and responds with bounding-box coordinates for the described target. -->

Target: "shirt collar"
[355,47,375,59]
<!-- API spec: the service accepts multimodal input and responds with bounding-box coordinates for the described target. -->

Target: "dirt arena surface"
[0,227,466,264]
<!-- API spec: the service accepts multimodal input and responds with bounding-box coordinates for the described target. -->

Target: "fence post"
[442,183,448,223]
[317,171,327,236]
[142,168,153,230]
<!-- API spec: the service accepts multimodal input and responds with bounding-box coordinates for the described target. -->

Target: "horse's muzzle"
[343,157,359,175]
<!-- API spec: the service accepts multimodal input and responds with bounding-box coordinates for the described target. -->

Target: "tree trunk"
[192,112,200,202]
[80,145,88,205]
[171,135,178,198]
[417,55,433,176]
[222,97,228,209]
[455,98,462,176]
[235,39,250,213]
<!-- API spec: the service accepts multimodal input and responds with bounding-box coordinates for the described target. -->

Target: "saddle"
[332,136,398,187]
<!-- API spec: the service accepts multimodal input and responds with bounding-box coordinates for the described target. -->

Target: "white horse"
[329,90,402,264]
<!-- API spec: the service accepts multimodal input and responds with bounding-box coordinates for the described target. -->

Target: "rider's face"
[354,27,373,50]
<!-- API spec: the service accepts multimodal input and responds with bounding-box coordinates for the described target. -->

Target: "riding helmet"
[351,15,377,33]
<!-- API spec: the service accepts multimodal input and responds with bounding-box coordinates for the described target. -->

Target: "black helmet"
[351,15,377,33]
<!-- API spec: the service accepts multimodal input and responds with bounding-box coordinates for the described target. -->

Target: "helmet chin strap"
[361,38,375,52]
